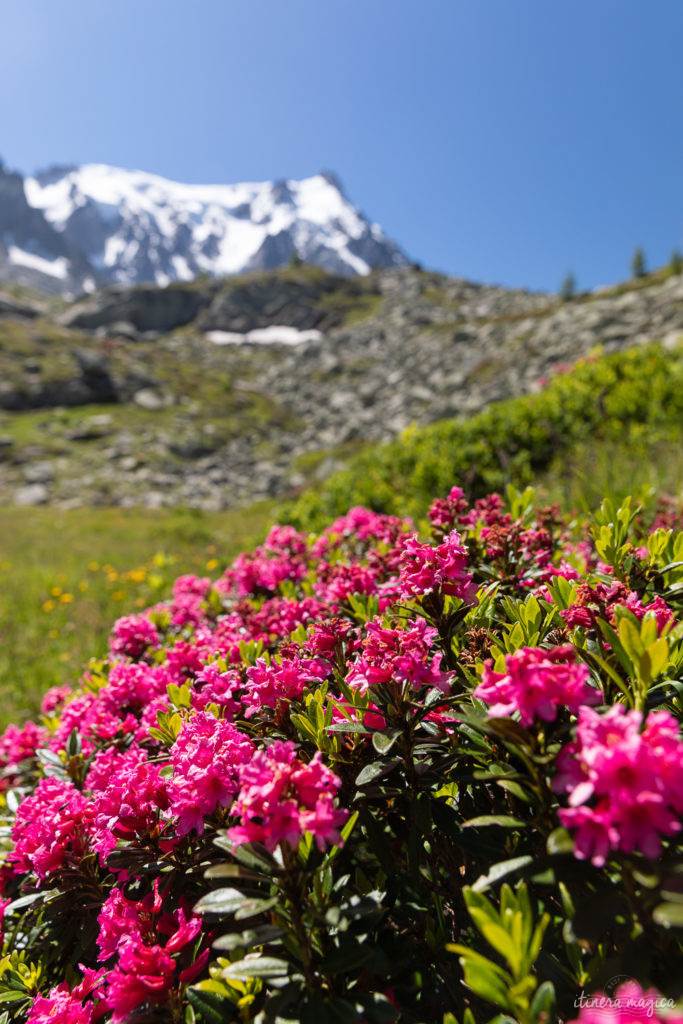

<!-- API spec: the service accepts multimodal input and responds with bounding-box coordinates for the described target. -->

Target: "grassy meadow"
[0,502,279,726]
[0,341,681,728]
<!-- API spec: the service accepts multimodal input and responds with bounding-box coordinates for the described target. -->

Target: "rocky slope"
[0,264,681,510]
[0,161,407,295]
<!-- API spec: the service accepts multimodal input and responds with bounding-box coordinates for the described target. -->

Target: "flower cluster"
[347,616,452,695]
[399,529,477,602]
[474,645,601,727]
[11,777,96,878]
[228,740,348,852]
[554,705,683,864]
[0,483,680,1023]
[169,711,255,836]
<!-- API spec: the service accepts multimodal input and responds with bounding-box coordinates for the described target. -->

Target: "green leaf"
[472,855,534,892]
[652,902,683,928]
[204,863,267,881]
[234,896,279,920]
[460,958,513,1008]
[187,988,238,1024]
[529,981,555,1023]
[194,887,248,915]
[326,721,370,734]
[212,837,276,873]
[618,616,644,663]
[463,815,529,829]
[356,993,398,1022]
[325,997,363,1024]
[0,992,31,1005]
[213,924,285,950]
[372,730,401,754]
[546,827,574,855]
[221,955,290,980]
[320,940,377,974]
[355,759,400,786]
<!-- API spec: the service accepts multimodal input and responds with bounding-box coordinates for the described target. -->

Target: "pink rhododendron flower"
[474,645,600,727]
[26,967,107,1024]
[0,721,45,777]
[49,691,138,757]
[12,777,96,878]
[99,661,172,715]
[399,530,477,602]
[190,663,241,715]
[172,574,212,597]
[304,618,354,658]
[311,507,410,559]
[228,740,348,852]
[169,711,255,836]
[97,884,160,961]
[243,656,329,716]
[262,524,309,557]
[102,898,206,1021]
[40,685,72,715]
[555,705,683,865]
[105,940,176,1021]
[223,545,307,598]
[346,616,453,695]
[569,981,683,1023]
[109,613,160,659]
[92,751,170,858]
[164,639,207,682]
[249,595,325,638]
[428,486,470,535]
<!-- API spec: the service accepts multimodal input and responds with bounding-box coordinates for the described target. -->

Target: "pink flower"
[49,692,138,757]
[102,897,206,1021]
[428,486,470,534]
[11,777,95,878]
[555,706,683,864]
[110,613,160,659]
[347,617,453,695]
[474,646,600,727]
[26,968,106,1024]
[0,721,45,779]
[243,656,329,716]
[99,662,172,715]
[40,685,72,715]
[92,751,170,859]
[172,574,211,597]
[569,981,683,1023]
[169,712,255,836]
[191,663,241,715]
[97,884,159,961]
[105,939,176,1021]
[228,741,348,852]
[399,530,477,603]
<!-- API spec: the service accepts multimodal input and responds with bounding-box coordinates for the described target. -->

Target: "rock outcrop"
[0,265,681,509]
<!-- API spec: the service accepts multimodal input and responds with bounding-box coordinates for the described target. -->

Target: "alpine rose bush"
[0,487,680,1024]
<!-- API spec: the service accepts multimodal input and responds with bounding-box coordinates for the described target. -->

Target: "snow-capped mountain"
[0,161,407,295]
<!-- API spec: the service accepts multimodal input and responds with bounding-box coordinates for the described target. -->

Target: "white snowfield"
[23,164,397,287]
[7,245,68,279]
[205,326,323,347]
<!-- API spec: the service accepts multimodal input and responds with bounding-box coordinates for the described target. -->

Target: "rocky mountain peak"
[0,163,408,296]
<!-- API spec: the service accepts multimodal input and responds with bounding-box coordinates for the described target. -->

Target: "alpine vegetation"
[0,484,681,1022]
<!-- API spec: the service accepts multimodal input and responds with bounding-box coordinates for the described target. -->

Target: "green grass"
[1,340,682,729]
[0,502,280,726]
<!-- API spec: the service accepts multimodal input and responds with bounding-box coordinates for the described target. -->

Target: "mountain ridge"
[1,261,681,511]
[0,161,408,296]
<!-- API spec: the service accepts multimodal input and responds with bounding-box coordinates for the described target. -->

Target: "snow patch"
[8,246,68,279]
[205,326,323,347]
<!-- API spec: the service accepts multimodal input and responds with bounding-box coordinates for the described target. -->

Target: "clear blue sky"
[3,0,683,292]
